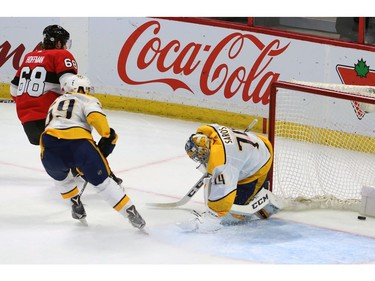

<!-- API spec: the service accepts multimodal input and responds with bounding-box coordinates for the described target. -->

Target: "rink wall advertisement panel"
[1,17,375,132]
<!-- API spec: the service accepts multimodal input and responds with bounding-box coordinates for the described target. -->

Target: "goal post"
[268,80,375,211]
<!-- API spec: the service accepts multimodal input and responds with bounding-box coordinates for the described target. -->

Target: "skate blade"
[78,218,88,226]
[138,225,149,235]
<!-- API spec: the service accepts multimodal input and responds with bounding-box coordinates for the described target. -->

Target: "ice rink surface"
[1,102,375,279]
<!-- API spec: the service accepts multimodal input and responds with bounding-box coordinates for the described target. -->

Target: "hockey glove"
[110,172,123,185]
[176,209,222,233]
[98,128,118,157]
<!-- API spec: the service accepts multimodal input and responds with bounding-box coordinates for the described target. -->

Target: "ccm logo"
[251,194,268,209]
[188,181,204,197]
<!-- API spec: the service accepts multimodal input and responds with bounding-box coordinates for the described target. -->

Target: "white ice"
[1,102,375,279]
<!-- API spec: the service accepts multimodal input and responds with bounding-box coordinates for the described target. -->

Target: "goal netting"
[269,80,375,211]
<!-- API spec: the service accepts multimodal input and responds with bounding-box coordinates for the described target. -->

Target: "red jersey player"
[10,25,78,145]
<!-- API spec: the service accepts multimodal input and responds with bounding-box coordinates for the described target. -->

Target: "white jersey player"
[40,74,145,229]
[178,124,280,233]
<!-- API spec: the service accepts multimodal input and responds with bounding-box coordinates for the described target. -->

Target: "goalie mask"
[185,133,211,164]
[63,75,94,95]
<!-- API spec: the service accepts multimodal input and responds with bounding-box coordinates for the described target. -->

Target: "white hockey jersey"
[196,124,273,217]
[44,92,112,140]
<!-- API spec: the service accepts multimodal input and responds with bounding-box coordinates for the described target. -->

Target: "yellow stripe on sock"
[114,195,130,212]
[61,186,79,199]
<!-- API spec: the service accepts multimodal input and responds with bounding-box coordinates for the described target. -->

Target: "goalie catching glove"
[98,128,118,157]
[176,209,222,233]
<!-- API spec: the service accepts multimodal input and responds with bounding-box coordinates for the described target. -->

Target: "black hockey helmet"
[42,25,70,49]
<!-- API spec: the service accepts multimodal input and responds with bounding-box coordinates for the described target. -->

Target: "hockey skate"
[126,205,146,229]
[71,195,88,226]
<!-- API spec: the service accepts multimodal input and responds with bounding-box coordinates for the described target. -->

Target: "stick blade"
[146,195,192,208]
[146,202,180,208]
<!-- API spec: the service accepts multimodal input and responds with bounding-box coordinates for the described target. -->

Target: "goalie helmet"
[185,133,211,164]
[63,74,94,95]
[43,25,71,49]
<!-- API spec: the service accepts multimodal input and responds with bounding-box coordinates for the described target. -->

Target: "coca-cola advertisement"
[90,18,291,117]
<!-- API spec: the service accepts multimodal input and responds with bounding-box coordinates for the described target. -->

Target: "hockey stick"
[0,99,15,103]
[147,121,260,209]
[78,171,122,197]
[74,171,121,226]
[146,173,210,208]
[78,180,89,196]
[146,182,278,217]
[244,118,258,132]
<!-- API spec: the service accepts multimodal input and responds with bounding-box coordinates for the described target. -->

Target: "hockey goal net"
[269,80,375,211]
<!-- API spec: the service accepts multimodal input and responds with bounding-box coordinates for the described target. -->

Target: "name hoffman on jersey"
[25,56,45,64]
[218,126,234,144]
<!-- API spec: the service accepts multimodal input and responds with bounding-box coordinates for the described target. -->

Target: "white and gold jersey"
[44,93,111,140]
[196,124,273,216]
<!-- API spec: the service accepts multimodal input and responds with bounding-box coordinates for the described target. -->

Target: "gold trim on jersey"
[45,127,93,140]
[87,112,112,138]
[208,190,237,217]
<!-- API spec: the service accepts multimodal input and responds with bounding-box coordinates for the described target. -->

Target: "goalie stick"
[148,181,280,216]
[146,120,259,209]
[146,173,210,208]
[244,118,258,133]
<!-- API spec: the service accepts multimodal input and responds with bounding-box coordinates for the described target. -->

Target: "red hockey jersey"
[10,49,78,124]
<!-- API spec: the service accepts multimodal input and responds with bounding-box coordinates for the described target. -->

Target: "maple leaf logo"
[336,59,375,120]
[354,58,370,78]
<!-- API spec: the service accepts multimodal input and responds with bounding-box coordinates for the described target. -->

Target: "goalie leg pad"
[230,188,283,217]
